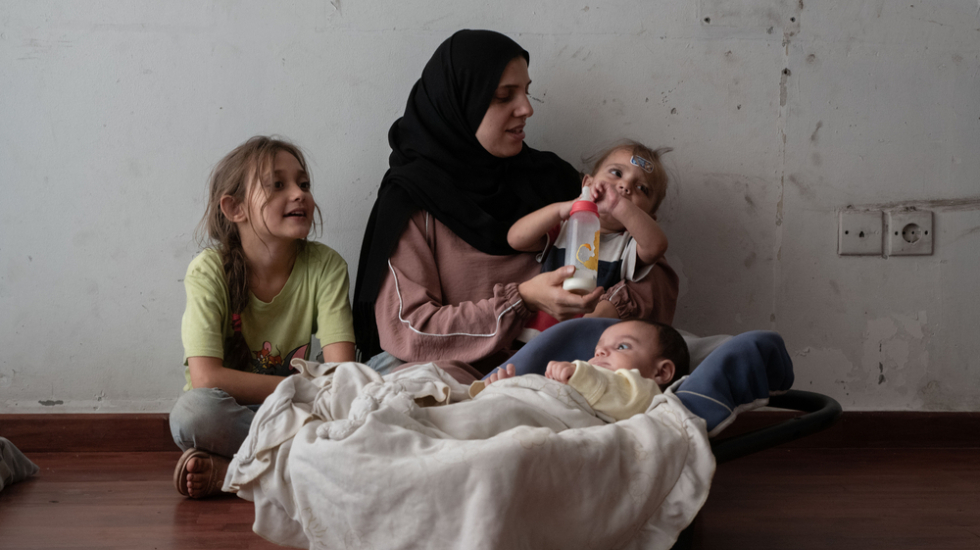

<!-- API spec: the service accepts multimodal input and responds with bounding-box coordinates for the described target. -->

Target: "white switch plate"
[887,210,933,256]
[839,211,883,255]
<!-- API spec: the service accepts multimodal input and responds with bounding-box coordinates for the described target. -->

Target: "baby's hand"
[545,361,576,384]
[486,364,516,385]
[557,199,576,220]
[591,181,624,215]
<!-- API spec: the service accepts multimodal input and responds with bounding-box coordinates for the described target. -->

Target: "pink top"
[374,211,678,370]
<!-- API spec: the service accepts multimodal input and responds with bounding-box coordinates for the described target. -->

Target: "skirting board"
[1,411,979,453]
[1,414,175,453]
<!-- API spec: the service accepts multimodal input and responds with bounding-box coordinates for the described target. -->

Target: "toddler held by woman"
[508,141,678,341]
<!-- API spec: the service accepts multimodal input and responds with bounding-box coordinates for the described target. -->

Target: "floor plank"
[1,448,978,549]
[696,448,980,550]
[0,452,281,550]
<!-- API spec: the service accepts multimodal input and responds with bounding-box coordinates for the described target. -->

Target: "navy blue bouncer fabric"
[491,318,794,435]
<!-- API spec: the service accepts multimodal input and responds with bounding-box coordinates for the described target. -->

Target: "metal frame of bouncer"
[670,390,843,549]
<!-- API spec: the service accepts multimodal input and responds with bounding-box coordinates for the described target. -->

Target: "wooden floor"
[1,448,978,549]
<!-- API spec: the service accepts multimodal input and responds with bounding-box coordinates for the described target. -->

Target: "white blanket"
[224,360,715,550]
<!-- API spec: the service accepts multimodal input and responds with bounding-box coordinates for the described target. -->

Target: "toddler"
[508,141,674,341]
[480,319,690,421]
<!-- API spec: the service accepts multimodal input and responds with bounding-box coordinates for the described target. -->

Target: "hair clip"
[630,155,654,173]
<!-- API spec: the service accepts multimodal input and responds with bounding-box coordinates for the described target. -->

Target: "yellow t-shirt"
[180,242,354,390]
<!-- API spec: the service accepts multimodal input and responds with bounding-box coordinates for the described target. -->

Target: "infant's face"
[589,321,661,379]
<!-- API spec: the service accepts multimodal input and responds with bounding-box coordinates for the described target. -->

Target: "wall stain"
[848,196,980,212]
[788,174,816,200]
[39,400,64,406]
[779,69,789,107]
[920,379,941,399]
[948,225,980,246]
[775,175,784,226]
[810,121,823,142]
[829,280,841,295]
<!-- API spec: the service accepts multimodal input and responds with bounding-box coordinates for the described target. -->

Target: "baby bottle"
[562,186,601,295]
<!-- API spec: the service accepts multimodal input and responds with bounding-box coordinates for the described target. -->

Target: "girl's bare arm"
[320,341,355,362]
[188,356,283,405]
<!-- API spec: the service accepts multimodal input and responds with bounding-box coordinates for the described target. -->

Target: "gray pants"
[0,437,39,492]
[366,351,405,375]
[169,353,424,459]
[169,388,261,459]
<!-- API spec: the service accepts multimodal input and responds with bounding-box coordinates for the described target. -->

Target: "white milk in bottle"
[562,187,601,294]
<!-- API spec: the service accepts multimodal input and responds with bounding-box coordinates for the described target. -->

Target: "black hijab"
[352,29,581,359]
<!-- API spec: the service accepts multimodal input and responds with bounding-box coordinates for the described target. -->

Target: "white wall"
[1,0,978,413]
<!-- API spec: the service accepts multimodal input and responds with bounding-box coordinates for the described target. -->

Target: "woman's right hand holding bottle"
[518,265,603,321]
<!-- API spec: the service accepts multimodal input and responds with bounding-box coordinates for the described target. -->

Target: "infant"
[480,319,690,421]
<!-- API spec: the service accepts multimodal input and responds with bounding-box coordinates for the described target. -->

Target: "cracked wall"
[1,0,978,412]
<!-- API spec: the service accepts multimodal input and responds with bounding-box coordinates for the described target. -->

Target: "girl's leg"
[366,351,406,376]
[169,388,257,458]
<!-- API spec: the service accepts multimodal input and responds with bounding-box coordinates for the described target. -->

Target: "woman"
[353,30,661,374]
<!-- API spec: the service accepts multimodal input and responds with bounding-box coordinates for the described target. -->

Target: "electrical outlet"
[887,210,933,256]
[838,211,883,255]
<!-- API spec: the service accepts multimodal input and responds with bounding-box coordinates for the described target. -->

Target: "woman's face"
[475,56,533,158]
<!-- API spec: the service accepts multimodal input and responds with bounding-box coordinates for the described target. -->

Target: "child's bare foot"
[174,448,230,499]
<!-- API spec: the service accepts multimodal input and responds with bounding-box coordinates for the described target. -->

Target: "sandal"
[173,448,229,499]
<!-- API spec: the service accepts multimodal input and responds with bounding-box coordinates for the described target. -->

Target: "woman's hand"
[518,266,603,321]
[545,361,576,384]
